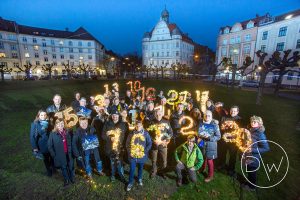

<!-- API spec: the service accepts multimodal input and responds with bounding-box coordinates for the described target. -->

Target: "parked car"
[239,80,259,88]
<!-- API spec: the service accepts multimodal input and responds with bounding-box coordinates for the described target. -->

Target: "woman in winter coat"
[242,116,270,191]
[30,109,54,176]
[48,119,74,186]
[125,120,152,191]
[198,110,221,183]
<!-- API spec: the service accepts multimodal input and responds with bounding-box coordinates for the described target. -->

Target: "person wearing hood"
[72,117,105,178]
[242,116,270,191]
[126,120,152,191]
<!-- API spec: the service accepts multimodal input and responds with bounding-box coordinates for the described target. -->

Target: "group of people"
[30,87,270,192]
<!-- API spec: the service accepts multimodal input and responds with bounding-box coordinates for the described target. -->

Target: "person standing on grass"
[71,92,81,112]
[174,135,203,187]
[30,109,54,177]
[46,94,66,129]
[102,110,127,182]
[48,119,75,187]
[72,117,105,179]
[221,105,242,177]
[242,116,269,191]
[198,110,221,183]
[125,120,152,191]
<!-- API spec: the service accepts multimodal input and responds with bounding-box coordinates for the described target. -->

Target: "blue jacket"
[30,120,50,154]
[198,120,221,159]
[247,126,270,168]
[126,129,152,163]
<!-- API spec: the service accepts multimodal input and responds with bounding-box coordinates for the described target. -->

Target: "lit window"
[25,53,30,58]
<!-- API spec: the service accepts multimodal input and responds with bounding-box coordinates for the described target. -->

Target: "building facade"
[0,17,106,79]
[142,8,195,76]
[216,9,300,86]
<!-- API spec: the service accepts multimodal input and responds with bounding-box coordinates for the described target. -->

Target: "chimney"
[256,14,259,18]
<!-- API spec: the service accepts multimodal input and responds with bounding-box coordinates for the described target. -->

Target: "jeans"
[128,160,144,184]
[176,162,197,182]
[110,157,124,177]
[84,150,103,175]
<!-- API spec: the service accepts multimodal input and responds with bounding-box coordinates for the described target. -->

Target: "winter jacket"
[126,129,152,163]
[198,120,221,159]
[72,126,99,158]
[102,119,127,157]
[246,126,270,168]
[71,100,80,112]
[175,142,204,170]
[48,129,73,168]
[30,120,50,154]
[170,111,185,137]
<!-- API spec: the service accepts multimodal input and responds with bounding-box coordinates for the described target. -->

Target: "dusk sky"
[0,0,299,55]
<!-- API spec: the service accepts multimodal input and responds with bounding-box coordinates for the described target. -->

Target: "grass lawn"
[0,79,299,200]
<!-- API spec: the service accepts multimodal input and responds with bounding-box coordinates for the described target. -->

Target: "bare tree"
[78,63,92,79]
[16,62,37,80]
[0,63,12,81]
[42,63,55,79]
[62,61,75,79]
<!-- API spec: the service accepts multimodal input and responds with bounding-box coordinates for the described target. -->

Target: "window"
[12,52,18,58]
[88,55,92,59]
[69,41,73,46]
[43,50,48,55]
[176,51,179,56]
[51,47,56,52]
[236,36,241,43]
[223,39,227,45]
[262,31,268,40]
[0,33,2,39]
[13,62,19,67]
[167,52,169,57]
[42,42,47,47]
[151,52,154,57]
[261,45,266,52]
[23,45,28,50]
[8,34,16,40]
[59,40,63,45]
[246,22,254,29]
[87,42,91,47]
[79,48,83,53]
[33,38,37,43]
[36,61,40,66]
[176,42,179,48]
[44,57,48,62]
[10,44,17,50]
[78,41,82,46]
[243,45,250,54]
[52,54,56,59]
[245,34,251,41]
[0,42,4,49]
[69,48,73,53]
[296,39,300,49]
[88,49,92,53]
[34,53,39,58]
[60,54,64,59]
[278,26,287,37]
[221,47,227,56]
[276,42,284,51]
[157,52,159,57]
[287,72,293,80]
[162,44,164,49]
[51,40,55,45]
[60,47,64,52]
[34,45,39,51]
[22,37,27,42]
[162,52,164,57]
[230,37,235,44]
[53,62,57,66]
[70,55,74,59]
[224,28,230,34]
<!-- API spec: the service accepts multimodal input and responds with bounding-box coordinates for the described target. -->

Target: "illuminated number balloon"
[200,91,209,113]
[134,80,141,91]
[166,90,178,106]
[235,128,252,152]
[95,94,105,107]
[62,107,79,128]
[130,133,145,159]
[146,87,156,101]
[178,116,195,135]
[112,82,119,92]
[126,81,133,92]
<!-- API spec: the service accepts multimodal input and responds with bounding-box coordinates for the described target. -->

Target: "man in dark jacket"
[125,90,133,107]
[221,105,242,177]
[72,117,105,178]
[46,94,66,129]
[142,101,156,128]
[170,103,185,145]
[71,92,81,112]
[126,120,152,191]
[102,110,127,182]
[148,109,173,179]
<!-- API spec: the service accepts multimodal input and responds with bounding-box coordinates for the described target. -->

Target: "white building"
[142,8,195,76]
[255,10,300,86]
[0,17,106,79]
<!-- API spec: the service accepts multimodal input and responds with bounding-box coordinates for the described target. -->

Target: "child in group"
[126,120,152,191]
[72,117,105,178]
